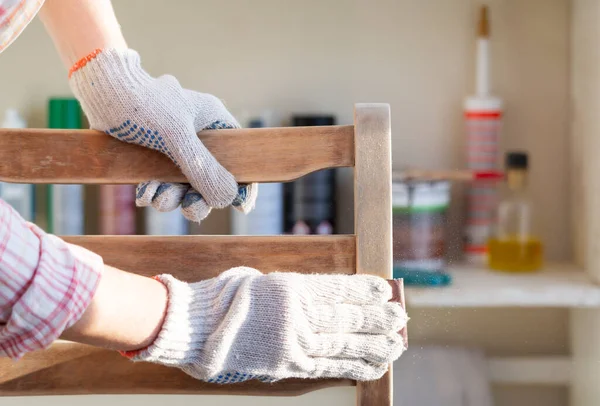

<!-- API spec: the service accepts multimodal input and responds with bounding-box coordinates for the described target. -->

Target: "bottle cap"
[292,115,335,127]
[506,151,528,169]
[248,118,264,128]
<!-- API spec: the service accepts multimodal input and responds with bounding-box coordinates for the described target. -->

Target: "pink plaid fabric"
[0,199,103,359]
[0,0,45,54]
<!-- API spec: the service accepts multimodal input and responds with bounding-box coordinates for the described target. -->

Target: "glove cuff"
[120,270,276,384]
[119,274,201,365]
[68,48,153,126]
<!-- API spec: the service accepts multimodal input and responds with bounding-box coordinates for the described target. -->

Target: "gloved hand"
[122,267,408,383]
[69,48,257,223]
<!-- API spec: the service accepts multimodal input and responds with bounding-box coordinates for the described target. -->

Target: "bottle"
[145,208,188,235]
[488,152,543,272]
[47,98,84,235]
[464,5,504,264]
[99,185,136,235]
[284,115,336,234]
[0,109,35,221]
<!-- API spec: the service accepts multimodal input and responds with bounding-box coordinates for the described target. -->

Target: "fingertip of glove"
[232,184,258,214]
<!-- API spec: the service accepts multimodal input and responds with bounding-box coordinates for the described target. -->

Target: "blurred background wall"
[0,0,571,405]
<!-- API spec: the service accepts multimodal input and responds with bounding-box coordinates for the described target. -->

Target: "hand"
[69,48,257,222]
[134,180,258,224]
[123,268,408,383]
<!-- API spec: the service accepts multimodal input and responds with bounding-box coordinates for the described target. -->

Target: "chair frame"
[0,103,400,406]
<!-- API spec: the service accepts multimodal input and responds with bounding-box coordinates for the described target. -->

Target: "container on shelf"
[99,185,136,235]
[392,178,452,286]
[47,98,84,235]
[464,5,503,263]
[488,152,543,272]
[145,208,188,235]
[284,115,336,234]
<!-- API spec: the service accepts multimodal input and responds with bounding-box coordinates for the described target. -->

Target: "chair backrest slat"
[0,125,354,184]
[63,235,356,280]
[0,341,354,396]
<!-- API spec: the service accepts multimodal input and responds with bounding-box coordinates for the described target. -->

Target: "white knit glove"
[124,267,408,383]
[69,48,257,223]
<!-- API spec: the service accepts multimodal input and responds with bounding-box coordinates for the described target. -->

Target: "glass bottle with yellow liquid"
[488,152,543,272]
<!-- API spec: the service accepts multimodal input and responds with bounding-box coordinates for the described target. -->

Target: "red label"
[465,111,503,119]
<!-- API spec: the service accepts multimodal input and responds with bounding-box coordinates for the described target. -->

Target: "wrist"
[68,48,153,125]
[62,266,168,352]
[68,48,151,79]
[120,274,201,361]
[68,48,103,78]
[40,0,128,68]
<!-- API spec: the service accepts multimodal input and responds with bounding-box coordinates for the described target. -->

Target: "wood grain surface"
[0,126,354,184]
[354,104,394,406]
[62,235,356,279]
[0,342,353,396]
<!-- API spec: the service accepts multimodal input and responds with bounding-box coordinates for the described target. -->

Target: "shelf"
[394,355,571,385]
[487,356,571,385]
[405,264,600,308]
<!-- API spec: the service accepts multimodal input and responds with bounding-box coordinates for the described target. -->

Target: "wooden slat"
[62,235,356,280]
[0,126,354,184]
[354,104,394,406]
[0,342,353,396]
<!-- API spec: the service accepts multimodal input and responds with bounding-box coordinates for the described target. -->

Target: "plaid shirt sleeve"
[0,199,103,359]
[0,0,45,54]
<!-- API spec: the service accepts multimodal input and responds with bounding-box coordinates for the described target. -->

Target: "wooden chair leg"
[354,103,393,406]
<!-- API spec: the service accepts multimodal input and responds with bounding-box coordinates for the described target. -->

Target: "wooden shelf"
[394,355,571,385]
[406,264,600,308]
[487,356,571,386]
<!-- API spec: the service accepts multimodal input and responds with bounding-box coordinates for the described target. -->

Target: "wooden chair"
[0,103,404,405]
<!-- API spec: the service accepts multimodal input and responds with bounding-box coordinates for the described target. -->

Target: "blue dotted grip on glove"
[107,119,177,163]
[110,119,250,208]
[206,372,274,384]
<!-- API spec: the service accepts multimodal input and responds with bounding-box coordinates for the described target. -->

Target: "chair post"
[353,103,393,406]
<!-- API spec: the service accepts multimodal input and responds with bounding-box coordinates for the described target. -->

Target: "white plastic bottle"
[464,6,503,263]
[145,208,188,235]
[1,109,34,221]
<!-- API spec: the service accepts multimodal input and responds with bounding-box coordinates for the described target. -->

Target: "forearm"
[36,0,165,351]
[0,195,166,357]
[39,0,127,68]
[62,265,168,352]
[38,0,172,352]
